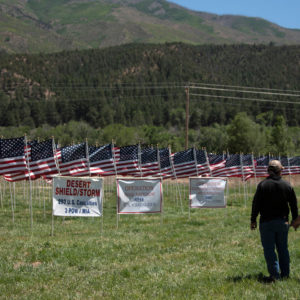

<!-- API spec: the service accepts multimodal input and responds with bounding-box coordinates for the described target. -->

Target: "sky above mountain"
[170,0,300,29]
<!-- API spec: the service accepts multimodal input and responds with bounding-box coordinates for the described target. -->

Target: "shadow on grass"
[228,273,300,284]
[187,220,205,226]
[227,273,277,284]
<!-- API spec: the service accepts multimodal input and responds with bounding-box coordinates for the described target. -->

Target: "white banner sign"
[189,177,227,208]
[53,176,103,217]
[117,178,162,214]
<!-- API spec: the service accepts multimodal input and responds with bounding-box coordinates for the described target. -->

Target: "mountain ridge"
[1,0,300,53]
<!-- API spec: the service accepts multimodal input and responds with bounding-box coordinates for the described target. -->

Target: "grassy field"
[0,178,300,299]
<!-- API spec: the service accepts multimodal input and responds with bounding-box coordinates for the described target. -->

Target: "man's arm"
[250,187,260,230]
[289,187,299,230]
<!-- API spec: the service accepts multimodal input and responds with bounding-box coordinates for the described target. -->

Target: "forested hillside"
[0,42,299,153]
[0,43,299,127]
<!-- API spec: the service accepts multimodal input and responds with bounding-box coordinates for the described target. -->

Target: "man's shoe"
[261,276,277,283]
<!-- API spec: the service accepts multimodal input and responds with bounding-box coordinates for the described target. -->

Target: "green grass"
[0,179,300,299]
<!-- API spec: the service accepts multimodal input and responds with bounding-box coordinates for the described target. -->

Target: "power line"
[190,93,300,105]
[189,86,300,98]
[190,96,300,114]
[188,82,300,94]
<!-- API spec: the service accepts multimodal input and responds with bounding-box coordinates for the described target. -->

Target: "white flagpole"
[193,147,199,177]
[9,182,14,224]
[161,178,164,226]
[25,135,33,231]
[188,178,191,219]
[13,182,16,210]
[204,148,212,176]
[86,139,91,177]
[38,179,41,208]
[53,137,61,176]
[288,154,291,183]
[51,179,54,236]
[116,178,119,229]
[169,146,183,213]
[138,143,142,178]
[252,153,257,186]
[100,178,104,236]
[240,153,246,207]
[112,140,118,177]
[43,179,46,219]
[0,179,3,209]
[112,140,119,227]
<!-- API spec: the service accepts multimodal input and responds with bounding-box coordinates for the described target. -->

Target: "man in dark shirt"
[251,160,298,281]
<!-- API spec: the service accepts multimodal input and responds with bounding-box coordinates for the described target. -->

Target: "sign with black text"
[117,178,162,214]
[189,177,227,208]
[53,176,103,217]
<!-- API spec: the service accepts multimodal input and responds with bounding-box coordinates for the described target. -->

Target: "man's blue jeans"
[259,218,290,279]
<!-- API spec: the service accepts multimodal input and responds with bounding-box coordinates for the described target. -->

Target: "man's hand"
[291,216,300,231]
[250,222,257,230]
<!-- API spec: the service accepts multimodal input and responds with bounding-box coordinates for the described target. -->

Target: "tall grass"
[0,178,300,299]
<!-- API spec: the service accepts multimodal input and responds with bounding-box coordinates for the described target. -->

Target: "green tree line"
[0,113,299,155]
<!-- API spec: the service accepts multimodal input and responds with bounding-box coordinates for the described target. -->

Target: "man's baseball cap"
[268,160,284,171]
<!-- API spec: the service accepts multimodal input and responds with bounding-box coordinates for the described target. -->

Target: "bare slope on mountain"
[0,0,300,53]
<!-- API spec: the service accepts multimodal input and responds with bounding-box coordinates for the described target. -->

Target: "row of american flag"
[1,136,300,182]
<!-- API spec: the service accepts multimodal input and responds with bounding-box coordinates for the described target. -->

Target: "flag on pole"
[0,136,27,176]
[241,154,255,180]
[172,148,198,178]
[288,156,300,175]
[255,155,270,177]
[57,142,90,177]
[212,154,242,177]
[113,145,140,176]
[29,138,58,177]
[208,153,226,177]
[4,139,58,181]
[89,144,116,176]
[158,148,174,179]
[280,156,291,176]
[195,149,211,176]
[140,147,160,177]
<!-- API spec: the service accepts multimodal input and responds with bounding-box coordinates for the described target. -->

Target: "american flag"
[212,154,242,177]
[30,139,58,177]
[158,148,174,179]
[113,145,140,176]
[241,154,255,180]
[208,154,226,177]
[89,144,116,176]
[139,147,160,177]
[195,149,211,176]
[280,156,291,176]
[0,136,27,176]
[172,148,198,178]
[255,155,271,177]
[288,156,300,175]
[4,139,58,181]
[57,142,90,177]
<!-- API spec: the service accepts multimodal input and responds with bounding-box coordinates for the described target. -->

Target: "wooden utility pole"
[185,86,190,150]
